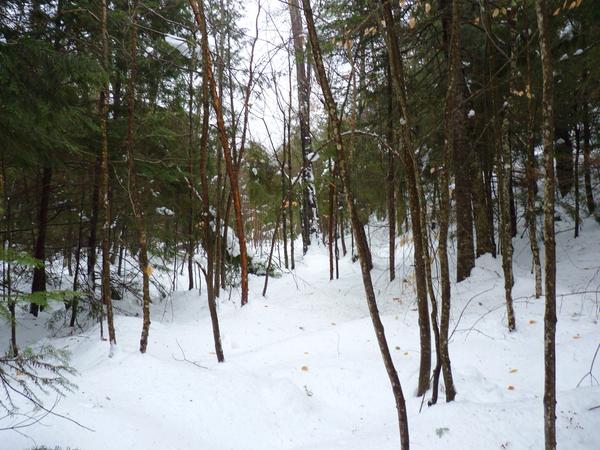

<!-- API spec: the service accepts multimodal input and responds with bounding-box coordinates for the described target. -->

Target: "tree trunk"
[2,164,17,355]
[303,3,409,447]
[524,12,543,298]
[583,101,594,214]
[289,0,319,253]
[126,3,151,354]
[435,0,460,403]
[574,125,580,238]
[100,0,116,351]
[328,157,335,281]
[30,166,52,317]
[70,188,85,327]
[281,120,289,270]
[386,72,396,282]
[381,0,431,397]
[189,0,248,307]
[88,157,100,298]
[287,60,296,270]
[535,1,557,448]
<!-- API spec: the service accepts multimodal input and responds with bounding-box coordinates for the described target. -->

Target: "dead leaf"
[425,3,431,14]
[301,365,309,372]
[507,385,515,390]
[573,334,581,339]
[529,319,537,324]
[408,17,416,29]
[509,368,518,374]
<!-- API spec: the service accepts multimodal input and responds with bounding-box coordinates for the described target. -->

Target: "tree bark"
[535,1,557,448]
[289,0,319,253]
[100,0,116,351]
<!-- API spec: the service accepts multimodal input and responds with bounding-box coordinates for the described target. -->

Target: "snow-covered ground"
[1,217,599,449]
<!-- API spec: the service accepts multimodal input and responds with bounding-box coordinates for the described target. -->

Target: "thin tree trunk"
[525,12,543,298]
[498,113,515,330]
[30,166,52,317]
[287,57,296,270]
[126,3,151,354]
[381,0,431,397]
[535,1,557,448]
[198,45,224,362]
[386,70,396,282]
[2,162,17,355]
[582,101,594,214]
[303,3,409,447]
[100,0,116,351]
[328,157,335,281]
[289,0,319,253]
[187,41,196,291]
[189,0,248,307]
[70,188,85,327]
[435,0,460,403]
[281,118,289,269]
[88,157,100,299]
[574,125,580,238]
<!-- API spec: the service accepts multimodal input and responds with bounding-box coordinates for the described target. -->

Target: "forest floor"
[2,216,600,450]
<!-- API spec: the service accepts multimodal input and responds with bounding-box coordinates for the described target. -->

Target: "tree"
[289,0,320,253]
[535,0,557,448]
[189,0,249,307]
[302,2,409,448]
[380,0,431,397]
[100,0,117,351]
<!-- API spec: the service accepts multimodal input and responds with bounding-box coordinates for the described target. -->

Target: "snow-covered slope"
[1,218,599,449]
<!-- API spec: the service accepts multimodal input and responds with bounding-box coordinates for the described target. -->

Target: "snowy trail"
[1,219,599,449]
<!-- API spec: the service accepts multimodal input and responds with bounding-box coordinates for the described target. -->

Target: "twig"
[172,339,208,370]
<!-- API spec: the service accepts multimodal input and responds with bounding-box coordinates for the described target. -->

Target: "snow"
[1,216,599,449]
[156,206,174,216]
[467,109,475,119]
[559,22,574,41]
